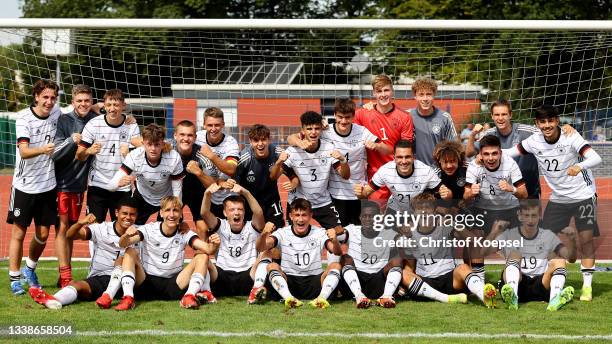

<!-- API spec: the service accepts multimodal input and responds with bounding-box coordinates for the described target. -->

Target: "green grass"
[1,261,611,343]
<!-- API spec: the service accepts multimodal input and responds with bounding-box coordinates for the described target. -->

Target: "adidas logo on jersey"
[299,162,305,167]
[248,170,255,175]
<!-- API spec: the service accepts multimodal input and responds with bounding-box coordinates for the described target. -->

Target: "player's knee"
[328,262,341,271]
[339,254,354,266]
[456,263,471,275]
[35,231,49,243]
[267,262,280,272]
[388,257,403,268]
[193,253,208,264]
[507,251,522,261]
[124,247,138,258]
[549,258,566,270]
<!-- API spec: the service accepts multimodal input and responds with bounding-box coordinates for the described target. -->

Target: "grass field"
[1,261,611,344]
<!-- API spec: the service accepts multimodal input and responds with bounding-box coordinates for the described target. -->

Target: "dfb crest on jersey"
[308,239,317,248]
[431,121,442,135]
[161,170,171,178]
[173,239,180,245]
[457,177,466,187]
[412,182,420,190]
[247,170,256,183]
[320,157,327,165]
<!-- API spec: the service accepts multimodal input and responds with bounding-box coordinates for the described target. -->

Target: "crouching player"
[339,200,404,308]
[401,193,497,307]
[200,182,272,304]
[257,198,344,308]
[483,200,577,311]
[29,199,138,309]
[115,196,219,310]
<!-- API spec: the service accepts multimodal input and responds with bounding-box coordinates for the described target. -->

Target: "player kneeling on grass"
[256,198,344,308]
[200,182,272,304]
[29,199,138,309]
[115,196,219,310]
[400,193,497,307]
[339,200,404,309]
[482,200,577,311]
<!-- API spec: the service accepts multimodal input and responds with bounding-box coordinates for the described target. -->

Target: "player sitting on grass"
[338,200,404,308]
[200,182,272,304]
[256,198,344,309]
[115,196,219,310]
[28,199,138,309]
[482,200,577,311]
[400,193,497,307]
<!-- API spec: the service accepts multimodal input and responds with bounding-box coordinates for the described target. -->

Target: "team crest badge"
[321,157,327,164]
[432,121,442,134]
[13,208,21,217]
[457,177,466,187]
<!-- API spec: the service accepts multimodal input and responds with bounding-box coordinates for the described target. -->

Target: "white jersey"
[272,225,330,276]
[466,154,524,210]
[371,160,441,212]
[283,140,340,208]
[518,131,596,203]
[195,131,240,205]
[322,124,379,200]
[213,219,260,272]
[345,225,396,273]
[87,221,126,277]
[496,227,561,277]
[121,147,184,206]
[80,115,140,191]
[137,222,198,278]
[408,226,458,278]
[12,106,61,193]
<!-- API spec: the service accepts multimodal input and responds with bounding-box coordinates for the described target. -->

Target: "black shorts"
[286,274,322,300]
[86,186,130,222]
[84,275,123,301]
[332,198,361,226]
[136,273,185,301]
[131,188,161,225]
[500,274,549,302]
[542,197,599,236]
[422,270,461,295]
[338,268,386,300]
[211,267,253,296]
[183,194,203,222]
[7,187,57,227]
[472,207,520,234]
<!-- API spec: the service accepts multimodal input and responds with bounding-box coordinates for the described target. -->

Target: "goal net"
[0,20,610,259]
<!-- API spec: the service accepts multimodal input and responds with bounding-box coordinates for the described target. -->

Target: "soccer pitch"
[1,261,611,344]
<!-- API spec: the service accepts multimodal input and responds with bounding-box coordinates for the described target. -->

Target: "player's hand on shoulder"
[297,139,313,151]
[119,143,129,157]
[71,133,81,144]
[363,101,375,110]
[262,222,276,234]
[186,160,203,175]
[79,213,96,226]
[208,233,221,246]
[161,141,172,153]
[567,165,582,176]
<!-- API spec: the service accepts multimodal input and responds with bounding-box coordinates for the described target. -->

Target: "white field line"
[74,329,612,340]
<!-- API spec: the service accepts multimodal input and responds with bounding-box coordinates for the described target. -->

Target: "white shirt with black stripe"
[466,154,524,210]
[121,147,184,206]
[213,219,260,272]
[87,221,126,278]
[322,124,379,200]
[80,115,140,192]
[408,226,458,278]
[137,222,198,278]
[370,160,441,212]
[496,227,561,277]
[12,106,61,194]
[272,225,329,276]
[283,140,340,208]
[195,131,240,205]
[518,131,595,203]
[345,225,396,274]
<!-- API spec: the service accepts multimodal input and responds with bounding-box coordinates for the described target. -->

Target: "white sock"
[382,267,402,297]
[120,271,135,298]
[341,265,364,298]
[104,266,123,298]
[465,272,485,302]
[200,272,211,291]
[253,259,271,288]
[407,278,449,303]
[472,264,485,283]
[54,286,78,305]
[186,273,204,295]
[269,270,293,300]
[25,257,37,270]
[9,270,21,282]
[549,268,567,302]
[319,269,340,300]
[504,260,521,298]
[581,264,594,288]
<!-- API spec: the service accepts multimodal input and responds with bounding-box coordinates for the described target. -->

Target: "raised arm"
[119,226,143,248]
[66,214,97,240]
[234,184,265,231]
[256,223,278,252]
[200,183,221,229]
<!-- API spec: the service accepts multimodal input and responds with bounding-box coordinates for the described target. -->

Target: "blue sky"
[0,0,22,18]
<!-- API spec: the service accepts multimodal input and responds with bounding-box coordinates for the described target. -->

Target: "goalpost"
[0,19,611,260]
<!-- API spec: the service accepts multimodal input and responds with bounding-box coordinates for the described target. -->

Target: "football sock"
[25,257,38,270]
[550,268,567,302]
[54,286,78,305]
[504,259,521,298]
[200,272,211,291]
[341,265,364,298]
[253,258,271,288]
[382,266,402,297]
[269,270,292,300]
[319,269,340,300]
[465,272,485,302]
[472,262,485,282]
[120,271,136,298]
[104,266,123,298]
[9,270,21,282]
[186,273,204,295]
[581,264,594,288]
[59,265,72,282]
[407,278,449,303]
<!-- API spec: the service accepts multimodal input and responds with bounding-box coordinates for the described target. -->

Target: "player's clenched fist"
[42,143,55,155]
[262,222,276,234]
[498,180,514,193]
[326,228,337,240]
[78,213,96,225]
[439,185,452,199]
[87,142,102,155]
[206,183,221,194]
[567,165,582,176]
[208,233,221,246]
[186,160,202,175]
[470,183,480,196]
[364,140,377,150]
[125,225,139,237]
[353,183,365,198]
[330,150,346,163]
[491,219,510,233]
[277,151,289,163]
